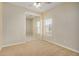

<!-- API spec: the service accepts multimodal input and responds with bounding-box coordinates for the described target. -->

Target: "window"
[36,20,41,34]
[44,18,53,36]
[35,19,41,34]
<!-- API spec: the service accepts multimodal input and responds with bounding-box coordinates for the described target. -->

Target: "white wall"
[43,3,79,52]
[2,2,79,52]
[3,3,26,46]
[0,3,3,49]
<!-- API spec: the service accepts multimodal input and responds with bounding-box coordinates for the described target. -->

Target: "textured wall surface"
[43,3,79,52]
[0,3,3,49]
[3,3,26,46]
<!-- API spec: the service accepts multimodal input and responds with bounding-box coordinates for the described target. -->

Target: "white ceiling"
[10,2,61,13]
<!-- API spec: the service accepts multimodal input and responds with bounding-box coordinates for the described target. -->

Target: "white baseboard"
[2,40,32,48]
[44,39,79,53]
[2,41,26,48]
[1,38,79,54]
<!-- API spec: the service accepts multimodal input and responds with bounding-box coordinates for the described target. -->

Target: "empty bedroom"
[0,2,79,56]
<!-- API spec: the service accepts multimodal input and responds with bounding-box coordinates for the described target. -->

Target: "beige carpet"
[0,40,79,56]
